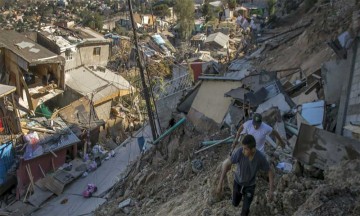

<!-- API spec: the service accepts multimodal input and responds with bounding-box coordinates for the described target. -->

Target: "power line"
[127,0,158,140]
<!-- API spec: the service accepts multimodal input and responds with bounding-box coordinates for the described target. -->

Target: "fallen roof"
[245,80,295,109]
[224,87,249,101]
[0,30,62,64]
[22,117,80,161]
[57,97,105,131]
[0,84,16,98]
[65,66,132,104]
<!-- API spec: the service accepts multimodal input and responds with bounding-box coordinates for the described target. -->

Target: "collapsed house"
[64,66,134,121]
[0,84,21,196]
[0,30,65,113]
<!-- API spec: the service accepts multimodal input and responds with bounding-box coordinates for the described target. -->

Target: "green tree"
[227,0,236,10]
[202,2,213,22]
[153,4,170,19]
[174,0,194,40]
[267,0,276,16]
[82,11,104,30]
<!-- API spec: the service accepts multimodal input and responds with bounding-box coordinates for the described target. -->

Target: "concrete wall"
[337,39,360,140]
[343,40,360,138]
[95,100,112,121]
[37,33,61,55]
[191,80,242,124]
[322,59,350,104]
[64,44,110,71]
[0,48,4,76]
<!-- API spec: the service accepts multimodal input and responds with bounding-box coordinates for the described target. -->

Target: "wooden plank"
[49,150,58,158]
[21,126,56,134]
[38,164,46,177]
[28,185,53,207]
[42,176,65,196]
[18,71,34,111]
[53,170,74,185]
[51,158,55,172]
[35,178,48,191]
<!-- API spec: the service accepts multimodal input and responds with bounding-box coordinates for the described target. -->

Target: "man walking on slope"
[231,113,286,155]
[217,134,274,216]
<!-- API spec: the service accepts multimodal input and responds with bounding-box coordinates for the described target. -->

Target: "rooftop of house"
[0,84,16,98]
[65,65,134,104]
[204,32,229,48]
[0,30,62,64]
[40,25,110,51]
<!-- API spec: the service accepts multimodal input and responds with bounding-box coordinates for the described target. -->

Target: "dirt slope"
[95,1,360,215]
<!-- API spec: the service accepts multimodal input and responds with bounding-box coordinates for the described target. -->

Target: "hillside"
[94,1,360,215]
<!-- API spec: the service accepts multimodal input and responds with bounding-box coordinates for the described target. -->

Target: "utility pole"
[84,92,94,157]
[127,0,158,140]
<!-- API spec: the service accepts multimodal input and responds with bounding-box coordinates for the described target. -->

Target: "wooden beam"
[21,126,56,134]
[18,71,34,111]
[49,150,58,158]
[38,164,46,178]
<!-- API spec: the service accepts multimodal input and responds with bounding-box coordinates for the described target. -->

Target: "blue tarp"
[0,142,14,184]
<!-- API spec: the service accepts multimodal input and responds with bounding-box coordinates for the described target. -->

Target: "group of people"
[216,113,286,216]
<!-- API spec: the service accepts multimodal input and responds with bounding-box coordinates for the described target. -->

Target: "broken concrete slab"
[223,104,244,127]
[256,93,292,115]
[299,100,325,129]
[321,59,350,104]
[293,124,360,170]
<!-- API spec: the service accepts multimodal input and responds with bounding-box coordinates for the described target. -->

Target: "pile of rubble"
[93,1,360,215]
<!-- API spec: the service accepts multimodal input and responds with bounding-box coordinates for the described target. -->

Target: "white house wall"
[64,44,110,71]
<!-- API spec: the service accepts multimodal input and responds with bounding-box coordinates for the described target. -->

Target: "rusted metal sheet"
[293,123,360,169]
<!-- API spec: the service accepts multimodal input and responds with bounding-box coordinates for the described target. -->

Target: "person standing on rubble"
[231,113,286,155]
[217,134,274,216]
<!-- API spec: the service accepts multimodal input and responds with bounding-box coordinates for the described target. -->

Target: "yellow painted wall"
[191,80,242,124]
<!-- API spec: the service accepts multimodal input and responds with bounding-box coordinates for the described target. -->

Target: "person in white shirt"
[231,113,286,155]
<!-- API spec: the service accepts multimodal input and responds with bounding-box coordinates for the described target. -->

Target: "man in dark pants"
[217,134,274,216]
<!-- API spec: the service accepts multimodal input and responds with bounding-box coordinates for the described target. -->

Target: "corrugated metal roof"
[204,32,229,48]
[65,66,132,103]
[90,67,133,90]
[23,117,81,160]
